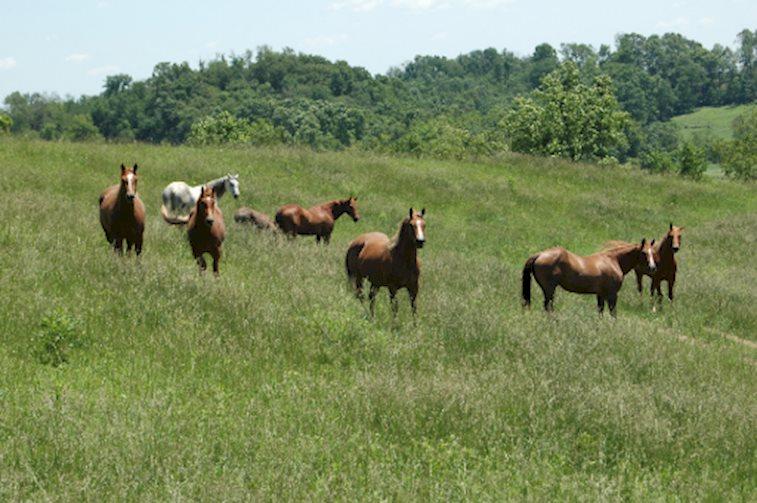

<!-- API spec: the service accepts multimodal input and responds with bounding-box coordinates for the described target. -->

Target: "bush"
[390,119,504,160]
[719,108,756,181]
[33,309,81,367]
[0,113,11,134]
[676,142,707,179]
[640,150,676,173]
[188,112,286,147]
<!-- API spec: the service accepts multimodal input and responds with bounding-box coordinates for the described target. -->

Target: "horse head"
[226,173,240,199]
[668,222,684,254]
[405,208,426,248]
[341,196,360,222]
[120,163,138,201]
[197,185,218,226]
[639,238,657,273]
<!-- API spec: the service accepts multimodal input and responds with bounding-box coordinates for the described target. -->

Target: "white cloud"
[698,16,715,26]
[65,53,91,63]
[87,65,119,76]
[391,0,449,10]
[330,0,512,11]
[0,57,16,70]
[304,34,349,49]
[330,0,383,11]
[655,17,689,29]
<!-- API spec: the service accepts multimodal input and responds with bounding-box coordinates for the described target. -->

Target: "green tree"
[676,142,707,179]
[719,107,756,180]
[504,62,632,161]
[0,113,11,134]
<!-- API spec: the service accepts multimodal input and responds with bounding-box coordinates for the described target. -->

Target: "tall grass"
[0,138,754,500]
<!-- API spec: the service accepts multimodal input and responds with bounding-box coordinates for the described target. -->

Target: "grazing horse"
[522,239,656,316]
[275,196,360,243]
[160,173,239,220]
[99,163,145,256]
[635,223,684,309]
[346,208,426,319]
[234,207,277,232]
[164,186,226,276]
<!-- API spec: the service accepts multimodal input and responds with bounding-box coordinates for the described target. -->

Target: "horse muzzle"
[672,246,680,254]
[206,217,215,225]
[126,194,136,201]
[233,194,239,199]
[416,239,425,248]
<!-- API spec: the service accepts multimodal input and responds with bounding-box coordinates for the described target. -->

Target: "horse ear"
[120,163,126,173]
[640,238,646,247]
[408,208,413,218]
[670,222,673,231]
[133,164,138,173]
[651,239,655,246]
[679,226,685,231]
[421,208,426,216]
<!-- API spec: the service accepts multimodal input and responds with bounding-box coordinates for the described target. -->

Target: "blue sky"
[0,0,754,99]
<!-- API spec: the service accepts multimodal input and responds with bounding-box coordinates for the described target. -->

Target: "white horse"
[161,173,240,220]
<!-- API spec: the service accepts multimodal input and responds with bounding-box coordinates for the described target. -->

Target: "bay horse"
[635,223,684,309]
[160,173,239,220]
[275,196,360,243]
[345,208,426,319]
[234,207,277,232]
[522,239,656,316]
[99,163,145,256]
[164,186,226,275]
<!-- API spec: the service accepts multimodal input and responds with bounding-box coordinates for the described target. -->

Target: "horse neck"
[390,223,417,264]
[607,246,639,275]
[209,178,227,199]
[657,234,675,263]
[324,201,343,220]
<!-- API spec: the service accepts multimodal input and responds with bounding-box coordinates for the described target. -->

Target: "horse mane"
[388,217,410,249]
[600,240,637,253]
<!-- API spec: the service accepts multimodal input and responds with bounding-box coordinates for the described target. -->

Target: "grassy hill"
[671,103,756,141]
[0,139,755,499]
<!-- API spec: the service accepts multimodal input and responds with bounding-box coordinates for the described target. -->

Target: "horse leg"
[368,285,379,319]
[352,275,365,302]
[389,288,399,320]
[134,235,143,257]
[542,284,556,312]
[212,249,221,277]
[196,255,207,274]
[667,279,675,302]
[635,269,643,294]
[113,238,124,256]
[597,295,605,315]
[126,240,133,256]
[651,277,663,312]
[323,233,331,245]
[408,283,419,319]
[608,293,618,318]
[316,235,321,243]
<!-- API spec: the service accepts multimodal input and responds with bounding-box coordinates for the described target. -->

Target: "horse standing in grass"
[234,207,277,232]
[164,186,226,276]
[99,163,145,256]
[522,239,657,316]
[160,173,239,220]
[346,208,426,319]
[275,196,360,243]
[635,223,684,310]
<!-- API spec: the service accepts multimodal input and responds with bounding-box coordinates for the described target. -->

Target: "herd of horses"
[99,164,684,318]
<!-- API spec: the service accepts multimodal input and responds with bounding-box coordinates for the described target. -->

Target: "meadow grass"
[672,103,756,141]
[0,138,755,500]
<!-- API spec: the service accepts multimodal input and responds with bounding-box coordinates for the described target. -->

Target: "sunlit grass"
[0,138,755,499]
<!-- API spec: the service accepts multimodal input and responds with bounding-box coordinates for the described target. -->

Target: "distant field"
[0,139,755,500]
[672,103,755,141]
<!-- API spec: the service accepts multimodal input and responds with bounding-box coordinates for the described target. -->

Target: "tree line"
[1,29,755,178]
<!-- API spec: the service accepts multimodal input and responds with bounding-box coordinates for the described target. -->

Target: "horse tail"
[522,254,538,307]
[160,204,189,225]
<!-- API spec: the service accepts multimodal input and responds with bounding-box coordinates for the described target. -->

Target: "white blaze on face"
[414,219,425,241]
[126,172,136,195]
[646,246,655,270]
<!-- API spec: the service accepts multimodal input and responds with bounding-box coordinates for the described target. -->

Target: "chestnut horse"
[346,208,426,319]
[164,186,226,275]
[635,223,684,309]
[234,207,277,231]
[522,239,656,316]
[275,196,360,243]
[99,163,145,256]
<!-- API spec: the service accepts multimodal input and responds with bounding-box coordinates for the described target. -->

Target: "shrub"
[640,150,676,173]
[676,142,707,179]
[0,113,11,134]
[33,309,81,367]
[719,108,756,181]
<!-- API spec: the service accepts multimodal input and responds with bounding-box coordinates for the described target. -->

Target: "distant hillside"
[672,104,756,141]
